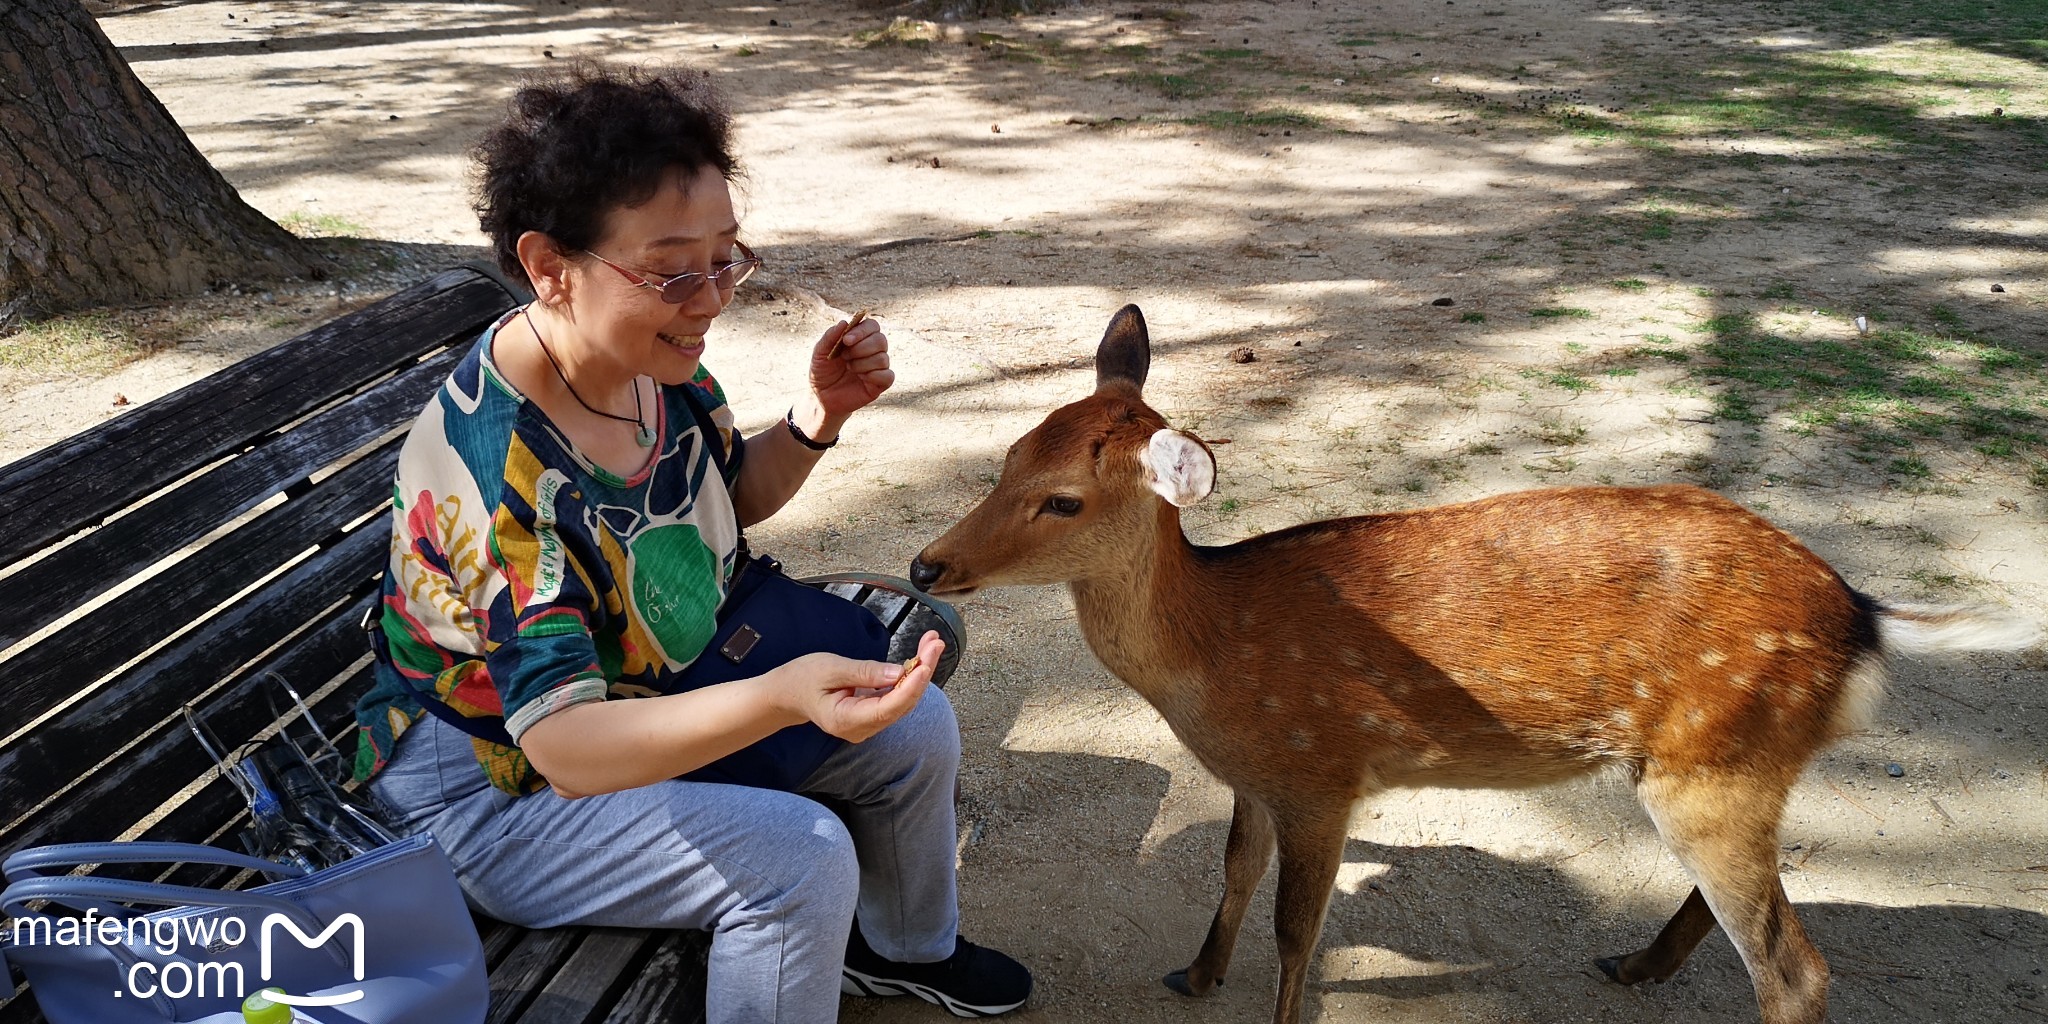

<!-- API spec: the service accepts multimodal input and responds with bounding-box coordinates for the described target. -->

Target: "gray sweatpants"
[366,686,963,1024]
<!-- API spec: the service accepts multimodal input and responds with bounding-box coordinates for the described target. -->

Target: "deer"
[909,305,2041,1024]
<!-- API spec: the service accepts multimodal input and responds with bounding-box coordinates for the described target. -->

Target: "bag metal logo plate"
[720,625,762,664]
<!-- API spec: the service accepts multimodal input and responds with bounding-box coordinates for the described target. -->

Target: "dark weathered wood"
[0,346,459,651]
[0,267,512,565]
[513,928,660,1024]
[0,443,397,743]
[0,599,376,854]
[486,928,590,1024]
[0,268,713,1024]
[0,988,43,1024]
[599,930,712,1024]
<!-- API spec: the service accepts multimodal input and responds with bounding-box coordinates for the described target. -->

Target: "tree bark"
[0,0,329,321]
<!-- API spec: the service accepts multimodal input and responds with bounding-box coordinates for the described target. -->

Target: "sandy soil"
[6,0,2047,1020]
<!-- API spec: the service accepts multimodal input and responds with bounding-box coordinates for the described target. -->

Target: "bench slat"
[0,599,375,857]
[0,268,513,566]
[511,928,658,1024]
[0,442,397,745]
[485,927,589,1024]
[0,346,459,652]
[0,519,387,831]
[599,930,710,1024]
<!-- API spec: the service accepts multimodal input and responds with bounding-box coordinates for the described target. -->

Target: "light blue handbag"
[0,834,486,1024]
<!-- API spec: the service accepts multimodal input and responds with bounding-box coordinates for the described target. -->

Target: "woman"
[351,62,1030,1022]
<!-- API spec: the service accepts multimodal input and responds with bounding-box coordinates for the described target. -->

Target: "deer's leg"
[1637,769,1829,1024]
[1596,886,1717,984]
[1165,791,1274,997]
[1268,807,1350,1024]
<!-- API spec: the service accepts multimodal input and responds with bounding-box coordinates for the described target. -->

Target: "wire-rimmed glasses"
[588,241,761,304]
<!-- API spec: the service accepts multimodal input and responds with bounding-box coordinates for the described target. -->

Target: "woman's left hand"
[809,316,895,421]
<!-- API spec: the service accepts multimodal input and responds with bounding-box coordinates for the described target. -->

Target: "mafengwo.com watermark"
[6,910,367,1006]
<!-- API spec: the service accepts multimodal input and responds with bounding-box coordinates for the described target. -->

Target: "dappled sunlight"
[52,2,2048,1019]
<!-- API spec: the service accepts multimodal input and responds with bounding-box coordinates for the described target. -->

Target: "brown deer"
[910,306,2041,1024]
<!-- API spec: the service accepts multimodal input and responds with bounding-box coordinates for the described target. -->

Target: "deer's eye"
[1043,495,1083,517]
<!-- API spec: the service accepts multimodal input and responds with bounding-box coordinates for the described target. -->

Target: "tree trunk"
[0,0,329,321]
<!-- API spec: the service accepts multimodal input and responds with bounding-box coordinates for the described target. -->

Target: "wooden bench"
[0,265,710,1024]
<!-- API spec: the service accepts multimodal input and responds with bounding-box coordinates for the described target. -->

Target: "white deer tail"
[1876,601,2043,656]
[1827,599,2039,739]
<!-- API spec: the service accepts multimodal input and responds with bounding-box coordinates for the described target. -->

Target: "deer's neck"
[1066,504,1211,717]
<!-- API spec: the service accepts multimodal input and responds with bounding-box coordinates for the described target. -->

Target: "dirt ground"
[6,0,2048,1020]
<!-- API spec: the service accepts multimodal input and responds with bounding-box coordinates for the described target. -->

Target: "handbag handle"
[1,875,326,934]
[3,841,307,885]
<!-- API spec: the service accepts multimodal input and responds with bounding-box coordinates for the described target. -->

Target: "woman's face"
[571,164,740,387]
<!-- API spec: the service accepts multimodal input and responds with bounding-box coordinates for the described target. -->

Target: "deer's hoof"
[1162,970,1221,997]
[1594,956,1629,985]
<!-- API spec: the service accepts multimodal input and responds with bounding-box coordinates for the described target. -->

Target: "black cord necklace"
[520,307,654,448]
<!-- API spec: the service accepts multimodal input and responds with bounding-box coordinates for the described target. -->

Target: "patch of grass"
[277,211,366,238]
[1612,278,1649,291]
[1655,308,2048,474]
[1641,208,1676,240]
[1462,441,1505,456]
[1634,346,1691,362]
[1888,456,1932,478]
[1545,371,1596,393]
[1530,307,1594,319]
[1178,108,1325,130]
[860,17,938,48]
[1128,71,1217,99]
[1758,280,1799,300]
[0,313,164,375]
[1218,497,1242,513]
[1524,456,1579,474]
[1905,568,1967,591]
[1336,38,1380,46]
[1422,456,1469,482]
[1460,311,1487,323]
[1532,418,1589,447]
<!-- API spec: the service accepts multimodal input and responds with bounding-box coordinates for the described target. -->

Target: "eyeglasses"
[587,241,761,304]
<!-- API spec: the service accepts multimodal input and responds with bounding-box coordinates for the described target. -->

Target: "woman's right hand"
[770,630,944,743]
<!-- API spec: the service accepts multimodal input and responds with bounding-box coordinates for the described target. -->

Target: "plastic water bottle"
[240,988,310,1024]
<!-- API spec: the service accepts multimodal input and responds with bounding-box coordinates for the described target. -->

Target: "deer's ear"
[1095,305,1151,394]
[1142,429,1215,507]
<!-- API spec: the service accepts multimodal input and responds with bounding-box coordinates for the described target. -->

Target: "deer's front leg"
[1165,791,1274,997]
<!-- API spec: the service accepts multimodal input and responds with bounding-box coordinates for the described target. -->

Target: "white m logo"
[259,913,367,1007]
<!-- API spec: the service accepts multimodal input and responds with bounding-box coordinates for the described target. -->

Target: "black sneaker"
[840,924,1032,1017]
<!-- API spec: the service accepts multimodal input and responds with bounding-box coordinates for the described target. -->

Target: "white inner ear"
[1143,429,1216,507]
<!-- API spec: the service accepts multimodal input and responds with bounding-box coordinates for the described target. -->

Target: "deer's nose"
[909,557,944,592]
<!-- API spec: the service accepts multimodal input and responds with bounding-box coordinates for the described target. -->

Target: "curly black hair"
[472,61,739,287]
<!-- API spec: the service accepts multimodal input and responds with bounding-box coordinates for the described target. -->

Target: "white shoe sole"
[840,966,1026,1018]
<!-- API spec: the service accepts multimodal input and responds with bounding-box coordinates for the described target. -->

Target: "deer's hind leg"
[1597,886,1717,984]
[1633,766,1829,1024]
[1165,790,1274,997]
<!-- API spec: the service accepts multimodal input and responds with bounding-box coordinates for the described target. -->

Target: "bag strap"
[2,876,324,931]
[3,841,306,885]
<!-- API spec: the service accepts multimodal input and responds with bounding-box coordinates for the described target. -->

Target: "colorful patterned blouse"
[352,310,746,794]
